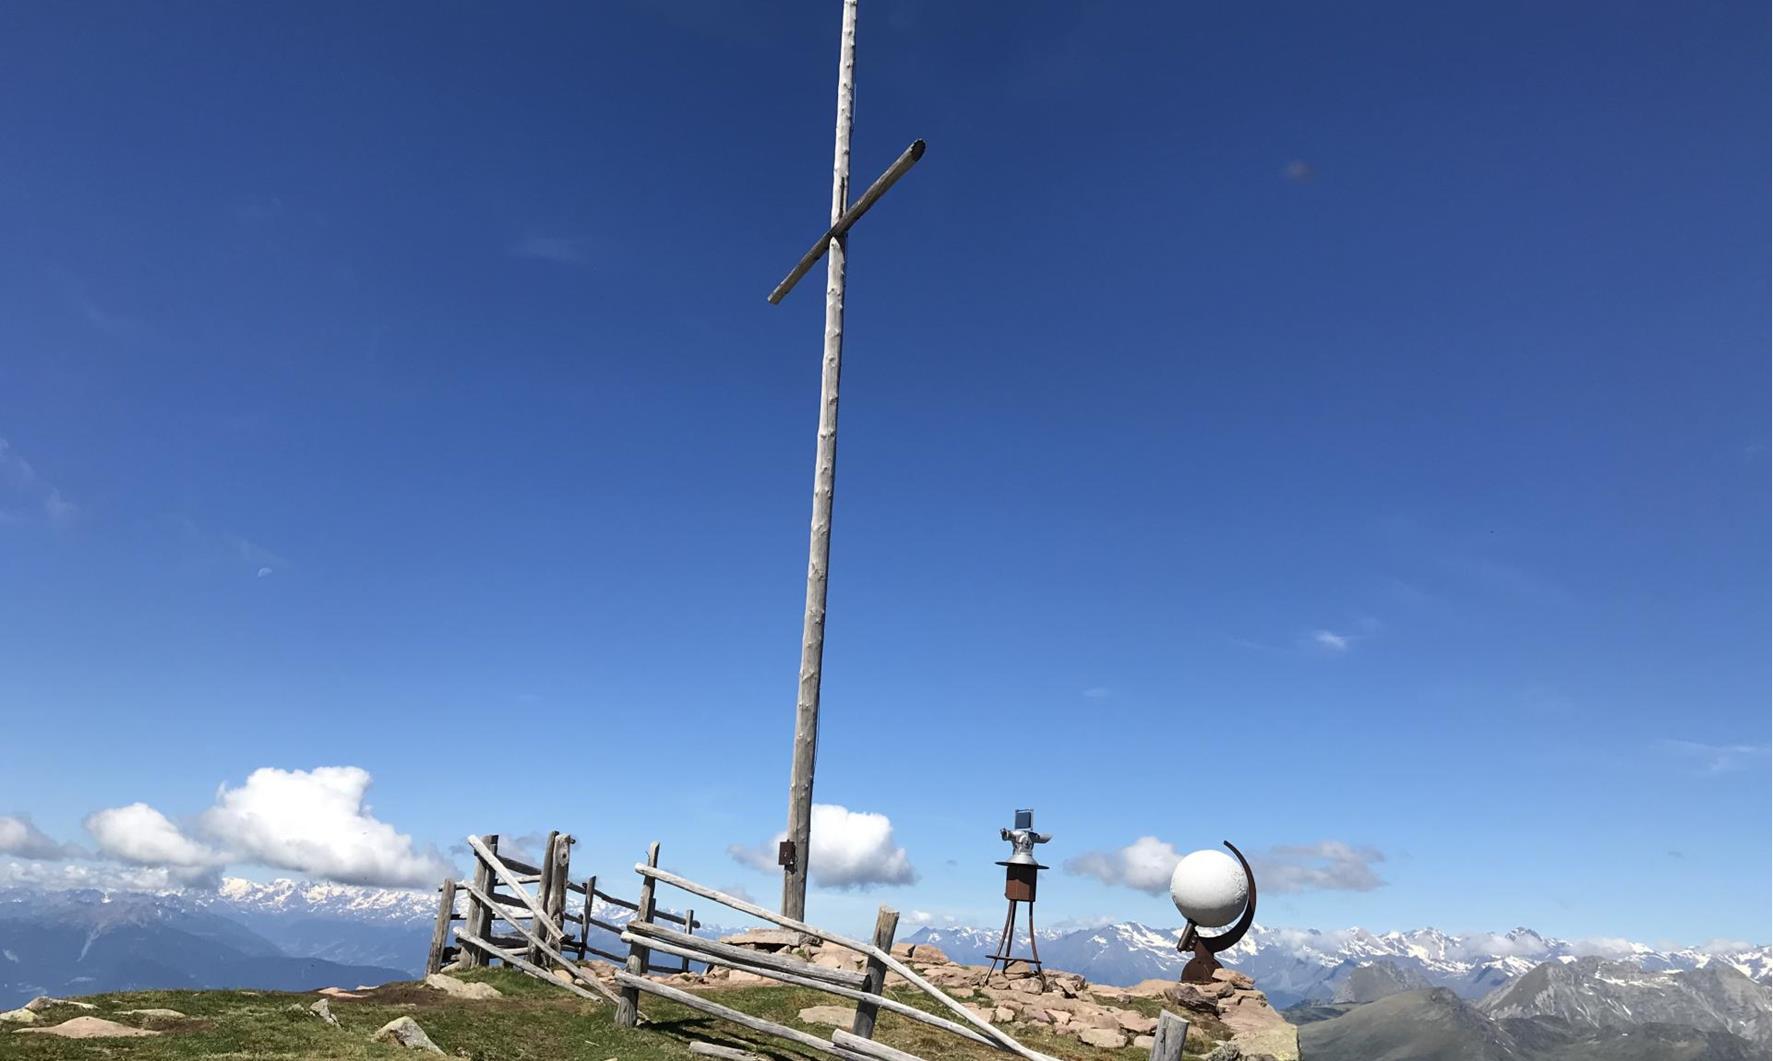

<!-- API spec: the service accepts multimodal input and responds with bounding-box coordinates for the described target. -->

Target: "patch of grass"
[3,970,1164,1060]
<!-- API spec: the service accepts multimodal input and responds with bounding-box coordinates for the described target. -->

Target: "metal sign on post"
[768,0,927,920]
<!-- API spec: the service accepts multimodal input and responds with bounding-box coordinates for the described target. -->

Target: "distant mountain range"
[5,877,1768,1061]
[902,921,1771,1006]
[0,885,411,1009]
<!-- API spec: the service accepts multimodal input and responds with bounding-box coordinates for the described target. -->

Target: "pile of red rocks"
[690,932,1298,1059]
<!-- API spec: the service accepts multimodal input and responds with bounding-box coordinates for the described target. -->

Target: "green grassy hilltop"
[5,968,1171,1060]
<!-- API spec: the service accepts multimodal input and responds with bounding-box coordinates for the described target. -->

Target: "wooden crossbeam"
[768,140,926,304]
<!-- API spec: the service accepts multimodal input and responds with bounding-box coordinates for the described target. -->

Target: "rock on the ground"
[908,943,948,964]
[371,1016,445,1053]
[721,928,804,951]
[23,997,96,1013]
[796,1005,855,1027]
[424,972,503,1000]
[1,1007,39,1024]
[317,986,367,999]
[120,1008,186,1019]
[309,998,340,1027]
[1077,1026,1129,1049]
[15,1016,162,1038]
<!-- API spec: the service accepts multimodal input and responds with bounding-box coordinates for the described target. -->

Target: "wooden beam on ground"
[832,1029,932,1061]
[688,1043,767,1061]
[614,972,849,1057]
[851,906,899,1040]
[620,932,995,1049]
[633,863,1060,1061]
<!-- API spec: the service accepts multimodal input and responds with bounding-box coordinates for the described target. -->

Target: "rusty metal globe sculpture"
[1170,848,1249,928]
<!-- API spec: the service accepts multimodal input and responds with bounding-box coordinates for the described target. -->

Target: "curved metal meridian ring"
[1196,840,1257,954]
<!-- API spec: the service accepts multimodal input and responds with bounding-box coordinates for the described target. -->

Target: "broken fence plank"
[613,972,849,1058]
[466,834,564,942]
[832,1029,932,1061]
[620,931,995,1049]
[632,863,1059,1061]
[455,879,622,1006]
[625,921,868,989]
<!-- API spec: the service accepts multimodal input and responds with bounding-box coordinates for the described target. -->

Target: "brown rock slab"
[796,1005,855,1028]
[16,1016,161,1038]
[1077,1026,1129,1048]
[720,928,803,951]
[908,943,949,964]
[424,973,502,1000]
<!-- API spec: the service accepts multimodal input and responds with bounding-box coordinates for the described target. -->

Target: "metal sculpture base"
[986,898,1042,979]
[1177,924,1223,983]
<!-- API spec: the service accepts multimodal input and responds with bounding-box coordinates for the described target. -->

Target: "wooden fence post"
[578,875,595,960]
[681,907,696,973]
[851,905,900,1039]
[1149,1011,1189,1061]
[465,833,498,967]
[529,831,560,966]
[615,842,660,1028]
[425,877,458,975]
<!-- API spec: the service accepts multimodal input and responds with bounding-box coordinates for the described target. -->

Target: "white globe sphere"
[1169,849,1248,928]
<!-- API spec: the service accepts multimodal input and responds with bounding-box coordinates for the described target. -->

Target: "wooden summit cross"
[771,0,925,920]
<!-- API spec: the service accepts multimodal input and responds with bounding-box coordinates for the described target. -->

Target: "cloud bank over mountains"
[1064,835,1387,895]
[6,766,452,890]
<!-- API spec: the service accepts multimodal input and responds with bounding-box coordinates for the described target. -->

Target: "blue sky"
[0,2,1766,946]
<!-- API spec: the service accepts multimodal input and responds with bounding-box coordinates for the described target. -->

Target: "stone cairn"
[593,928,1302,1060]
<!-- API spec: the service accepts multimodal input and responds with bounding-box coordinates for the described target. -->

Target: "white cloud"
[0,437,75,527]
[1658,740,1767,775]
[510,234,592,266]
[43,488,77,525]
[256,566,273,579]
[0,815,79,860]
[1081,687,1111,699]
[0,858,206,892]
[1063,836,1183,895]
[1066,837,1386,895]
[1310,629,1351,652]
[1254,841,1386,893]
[199,766,452,888]
[85,803,224,869]
[729,803,917,890]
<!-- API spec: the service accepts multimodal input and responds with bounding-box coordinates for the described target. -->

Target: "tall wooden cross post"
[767,0,925,920]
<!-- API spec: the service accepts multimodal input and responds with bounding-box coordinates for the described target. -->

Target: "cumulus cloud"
[1309,629,1351,652]
[198,767,452,887]
[0,815,80,860]
[1066,837,1386,895]
[1658,740,1768,775]
[85,803,224,869]
[510,234,592,266]
[1254,841,1386,893]
[0,858,209,892]
[0,436,75,527]
[1064,836,1183,894]
[729,803,917,889]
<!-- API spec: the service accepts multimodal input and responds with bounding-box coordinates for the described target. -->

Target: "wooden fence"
[427,834,1190,1060]
[425,832,700,982]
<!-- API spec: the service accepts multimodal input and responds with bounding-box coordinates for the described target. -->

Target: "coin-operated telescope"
[987,809,1050,977]
[1170,841,1258,983]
